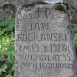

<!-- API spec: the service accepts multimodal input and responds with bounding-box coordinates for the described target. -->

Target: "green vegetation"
[0,19,77,77]
[72,24,77,54]
[55,3,69,12]
[0,3,77,77]
[22,1,48,8]
[0,19,15,77]
[0,19,15,36]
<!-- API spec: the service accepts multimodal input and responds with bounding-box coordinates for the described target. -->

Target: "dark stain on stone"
[1,4,16,19]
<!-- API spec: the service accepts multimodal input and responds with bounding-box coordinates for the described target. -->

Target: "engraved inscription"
[15,5,76,77]
[17,43,70,52]
[16,33,67,42]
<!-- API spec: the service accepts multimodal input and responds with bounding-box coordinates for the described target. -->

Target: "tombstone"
[15,3,77,77]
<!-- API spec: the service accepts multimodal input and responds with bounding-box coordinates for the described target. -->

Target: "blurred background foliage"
[0,19,15,77]
[72,24,77,54]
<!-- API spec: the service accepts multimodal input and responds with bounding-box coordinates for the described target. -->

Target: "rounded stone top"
[0,0,63,6]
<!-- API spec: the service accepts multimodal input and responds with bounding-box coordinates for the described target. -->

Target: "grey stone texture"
[0,8,9,20]
[64,0,77,8]
[64,0,73,7]
[15,4,77,77]
[0,0,42,6]
[43,0,63,4]
[0,0,77,8]
[73,0,77,8]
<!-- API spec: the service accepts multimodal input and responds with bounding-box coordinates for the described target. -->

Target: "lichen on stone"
[22,1,48,8]
[1,4,16,19]
[70,8,77,23]
[55,3,69,13]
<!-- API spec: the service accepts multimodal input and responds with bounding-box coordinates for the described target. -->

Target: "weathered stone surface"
[15,4,77,77]
[64,0,77,8]
[44,0,63,4]
[0,0,42,6]
[0,0,63,5]
[64,0,73,7]
[73,0,77,8]
[0,8,9,20]
[0,0,77,8]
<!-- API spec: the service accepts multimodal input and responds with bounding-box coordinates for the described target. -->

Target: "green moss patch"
[55,3,69,12]
[22,1,48,8]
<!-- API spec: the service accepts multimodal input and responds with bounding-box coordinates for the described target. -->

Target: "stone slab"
[15,4,77,77]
